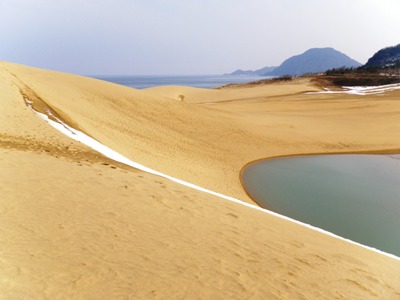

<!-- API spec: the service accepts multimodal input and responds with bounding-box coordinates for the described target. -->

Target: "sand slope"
[1,62,399,299]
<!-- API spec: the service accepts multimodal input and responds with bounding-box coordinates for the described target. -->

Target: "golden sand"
[1,61,399,299]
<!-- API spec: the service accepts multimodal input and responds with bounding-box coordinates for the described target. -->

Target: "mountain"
[226,66,276,76]
[228,69,258,76]
[364,44,400,68]
[254,66,277,75]
[269,48,361,76]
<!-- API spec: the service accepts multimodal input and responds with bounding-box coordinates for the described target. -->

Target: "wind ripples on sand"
[24,98,400,261]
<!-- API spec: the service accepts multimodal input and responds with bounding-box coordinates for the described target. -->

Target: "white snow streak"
[307,83,400,95]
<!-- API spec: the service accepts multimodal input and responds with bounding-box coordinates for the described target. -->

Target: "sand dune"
[144,79,319,104]
[1,61,399,299]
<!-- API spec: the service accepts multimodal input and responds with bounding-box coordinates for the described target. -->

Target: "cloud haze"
[1,0,399,75]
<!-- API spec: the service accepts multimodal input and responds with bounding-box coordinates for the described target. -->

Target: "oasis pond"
[242,154,400,257]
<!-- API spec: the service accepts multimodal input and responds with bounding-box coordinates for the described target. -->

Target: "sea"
[92,75,273,89]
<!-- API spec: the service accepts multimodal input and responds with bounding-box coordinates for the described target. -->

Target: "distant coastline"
[93,74,275,89]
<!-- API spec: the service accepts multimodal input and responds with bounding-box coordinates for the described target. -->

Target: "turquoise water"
[242,154,400,256]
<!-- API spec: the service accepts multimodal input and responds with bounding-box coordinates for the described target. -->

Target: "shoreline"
[239,148,400,209]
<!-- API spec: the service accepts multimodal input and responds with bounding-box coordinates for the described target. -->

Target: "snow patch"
[307,83,400,95]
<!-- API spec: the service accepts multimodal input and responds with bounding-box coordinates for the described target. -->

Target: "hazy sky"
[1,0,399,75]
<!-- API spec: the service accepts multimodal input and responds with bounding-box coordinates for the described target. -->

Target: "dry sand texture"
[1,61,399,299]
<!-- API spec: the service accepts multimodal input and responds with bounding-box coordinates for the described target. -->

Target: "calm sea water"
[92,75,273,89]
[242,154,400,256]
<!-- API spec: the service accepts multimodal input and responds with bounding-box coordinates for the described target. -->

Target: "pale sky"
[1,0,399,75]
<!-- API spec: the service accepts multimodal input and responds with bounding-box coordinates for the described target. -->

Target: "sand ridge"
[1,61,400,299]
[143,79,320,104]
